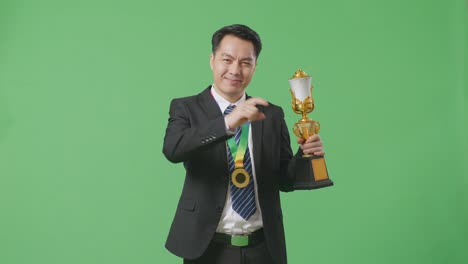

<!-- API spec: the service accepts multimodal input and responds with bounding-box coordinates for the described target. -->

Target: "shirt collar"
[211,85,246,113]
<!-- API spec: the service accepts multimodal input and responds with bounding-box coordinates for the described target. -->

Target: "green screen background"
[0,0,466,263]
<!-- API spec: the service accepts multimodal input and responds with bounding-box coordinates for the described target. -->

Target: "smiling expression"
[210,35,257,103]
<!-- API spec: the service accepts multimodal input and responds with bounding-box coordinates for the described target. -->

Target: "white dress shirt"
[211,86,263,235]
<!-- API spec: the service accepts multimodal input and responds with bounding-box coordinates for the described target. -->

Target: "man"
[163,24,325,264]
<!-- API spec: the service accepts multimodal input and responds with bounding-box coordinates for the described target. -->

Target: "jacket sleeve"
[162,98,229,163]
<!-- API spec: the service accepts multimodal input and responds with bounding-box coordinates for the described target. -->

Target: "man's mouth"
[225,77,242,83]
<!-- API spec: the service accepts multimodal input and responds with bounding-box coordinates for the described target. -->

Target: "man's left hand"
[297,134,325,156]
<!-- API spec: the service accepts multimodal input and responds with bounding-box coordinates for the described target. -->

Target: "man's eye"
[223,59,231,63]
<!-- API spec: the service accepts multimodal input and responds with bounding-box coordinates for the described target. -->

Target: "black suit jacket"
[163,87,299,264]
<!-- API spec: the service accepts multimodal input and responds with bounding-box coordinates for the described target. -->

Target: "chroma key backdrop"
[0,0,466,264]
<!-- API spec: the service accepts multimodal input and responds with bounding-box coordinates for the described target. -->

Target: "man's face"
[210,35,257,101]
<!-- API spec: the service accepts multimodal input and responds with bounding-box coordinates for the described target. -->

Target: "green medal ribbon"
[227,123,251,188]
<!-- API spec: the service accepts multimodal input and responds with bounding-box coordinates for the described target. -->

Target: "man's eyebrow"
[220,53,254,61]
[220,53,235,58]
[240,57,254,62]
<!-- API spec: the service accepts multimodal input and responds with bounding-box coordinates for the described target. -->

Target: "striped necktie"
[224,105,257,220]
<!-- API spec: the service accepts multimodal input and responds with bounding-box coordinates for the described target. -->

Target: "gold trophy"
[289,69,333,190]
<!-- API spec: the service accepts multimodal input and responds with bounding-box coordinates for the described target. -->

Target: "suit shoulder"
[170,94,197,104]
[170,87,210,105]
[265,101,285,116]
[266,101,283,110]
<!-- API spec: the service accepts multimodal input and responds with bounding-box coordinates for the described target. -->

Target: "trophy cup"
[289,69,333,190]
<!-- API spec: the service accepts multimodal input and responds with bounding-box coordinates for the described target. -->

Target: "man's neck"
[212,85,244,104]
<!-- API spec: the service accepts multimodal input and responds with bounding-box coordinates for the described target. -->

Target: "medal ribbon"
[227,122,250,169]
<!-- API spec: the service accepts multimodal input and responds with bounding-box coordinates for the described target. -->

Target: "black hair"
[211,24,262,59]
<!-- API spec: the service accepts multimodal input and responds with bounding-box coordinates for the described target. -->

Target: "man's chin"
[221,81,242,88]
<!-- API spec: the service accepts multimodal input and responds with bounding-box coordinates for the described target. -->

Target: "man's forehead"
[214,36,256,56]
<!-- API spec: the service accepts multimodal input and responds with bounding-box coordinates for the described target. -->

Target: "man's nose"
[228,62,241,76]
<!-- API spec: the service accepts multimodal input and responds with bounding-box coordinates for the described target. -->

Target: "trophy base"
[293,155,334,190]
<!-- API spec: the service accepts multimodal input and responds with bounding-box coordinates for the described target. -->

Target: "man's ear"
[209,54,214,70]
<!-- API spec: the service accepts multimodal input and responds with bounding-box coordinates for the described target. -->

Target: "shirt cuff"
[224,117,236,135]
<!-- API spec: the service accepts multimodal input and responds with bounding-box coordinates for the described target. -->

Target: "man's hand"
[297,134,325,156]
[225,97,269,129]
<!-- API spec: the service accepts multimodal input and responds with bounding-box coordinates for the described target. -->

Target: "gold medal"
[227,123,251,189]
[231,168,250,188]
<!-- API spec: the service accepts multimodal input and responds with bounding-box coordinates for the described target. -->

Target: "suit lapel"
[251,116,263,181]
[198,86,223,119]
[247,95,264,183]
[198,87,229,183]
